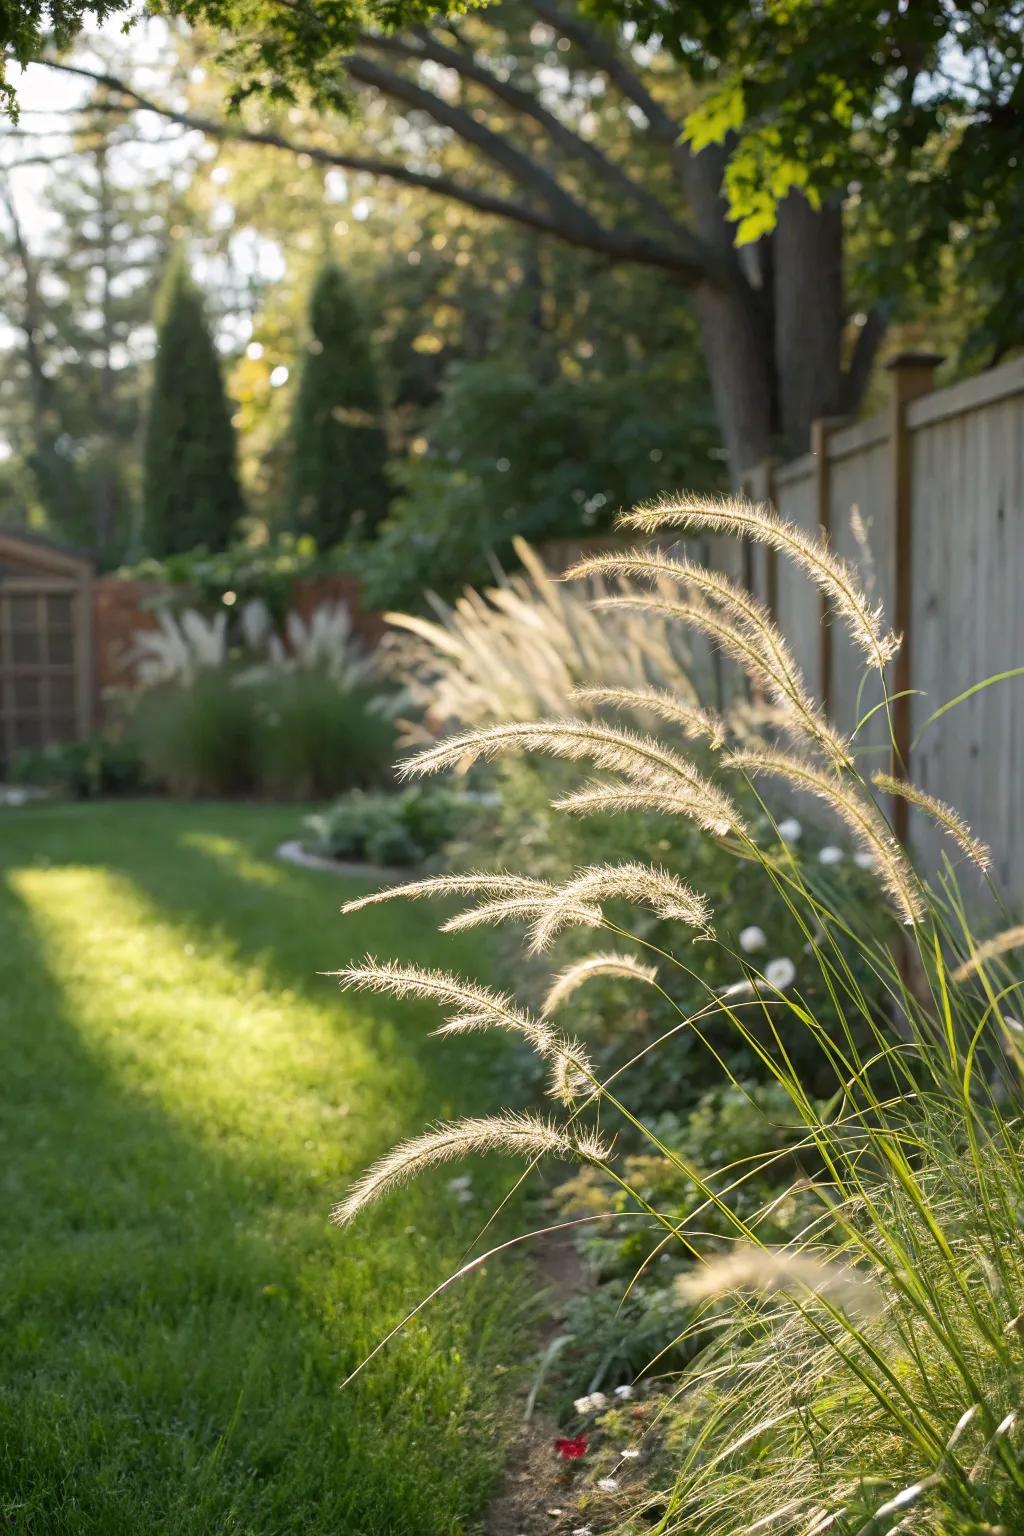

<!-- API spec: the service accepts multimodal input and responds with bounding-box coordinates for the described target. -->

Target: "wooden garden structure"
[0,530,94,769]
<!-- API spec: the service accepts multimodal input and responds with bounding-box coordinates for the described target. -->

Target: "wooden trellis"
[0,530,93,769]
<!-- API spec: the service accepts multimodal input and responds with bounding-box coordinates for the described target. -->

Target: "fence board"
[908,392,1024,897]
[738,354,1024,909]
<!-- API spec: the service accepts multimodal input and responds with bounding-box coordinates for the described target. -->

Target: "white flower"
[620,1448,640,1459]
[574,1391,609,1413]
[853,850,877,870]
[613,1384,634,1400]
[763,957,797,990]
[818,845,845,865]
[597,1477,619,1493]
[777,817,802,843]
[739,925,767,953]
[447,1175,473,1192]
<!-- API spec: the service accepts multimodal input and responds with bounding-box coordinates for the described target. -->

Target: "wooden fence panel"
[827,417,892,762]
[738,354,1024,909]
[908,387,1024,897]
[770,455,821,698]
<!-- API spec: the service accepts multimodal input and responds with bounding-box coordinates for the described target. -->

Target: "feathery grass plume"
[572,684,726,749]
[330,956,555,1054]
[619,493,900,672]
[331,1111,610,1226]
[872,772,992,872]
[541,952,659,1017]
[571,549,851,766]
[951,925,1024,982]
[548,1036,598,1102]
[595,592,853,768]
[728,747,925,925]
[399,717,744,837]
[676,1244,880,1313]
[341,872,554,916]
[332,956,594,1101]
[440,893,603,935]
[572,548,806,697]
[383,535,702,735]
[552,778,720,823]
[530,861,714,953]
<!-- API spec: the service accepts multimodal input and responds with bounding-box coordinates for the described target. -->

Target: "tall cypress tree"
[143,248,245,555]
[289,261,391,544]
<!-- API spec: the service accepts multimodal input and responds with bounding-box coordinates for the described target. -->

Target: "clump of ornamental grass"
[330,493,1024,1535]
[382,535,707,735]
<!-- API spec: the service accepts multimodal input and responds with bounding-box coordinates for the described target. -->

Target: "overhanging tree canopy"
[21,1,1024,477]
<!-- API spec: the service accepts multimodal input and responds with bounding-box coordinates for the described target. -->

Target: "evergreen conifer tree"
[289,261,390,543]
[143,248,245,554]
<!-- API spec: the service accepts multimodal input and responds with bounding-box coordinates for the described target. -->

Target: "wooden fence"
[739,352,1024,907]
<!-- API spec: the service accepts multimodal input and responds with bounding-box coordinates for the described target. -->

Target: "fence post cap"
[883,350,946,371]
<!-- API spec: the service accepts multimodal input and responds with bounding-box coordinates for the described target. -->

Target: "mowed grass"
[0,801,530,1535]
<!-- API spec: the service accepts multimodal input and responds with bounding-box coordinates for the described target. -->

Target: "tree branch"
[358,27,690,243]
[527,0,683,144]
[839,303,890,413]
[32,58,708,279]
[344,51,605,235]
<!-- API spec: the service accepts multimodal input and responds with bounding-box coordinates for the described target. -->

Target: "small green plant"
[304,783,480,867]
[327,492,1024,1535]
[12,732,148,800]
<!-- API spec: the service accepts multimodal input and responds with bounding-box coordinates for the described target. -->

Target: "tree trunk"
[678,144,775,481]
[772,191,845,456]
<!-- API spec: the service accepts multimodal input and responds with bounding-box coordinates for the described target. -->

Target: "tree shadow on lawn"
[0,814,530,1536]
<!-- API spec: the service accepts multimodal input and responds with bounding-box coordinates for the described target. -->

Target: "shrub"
[327,493,1024,1535]
[125,599,395,800]
[253,671,395,800]
[116,533,322,624]
[360,360,719,609]
[304,783,478,867]
[12,732,148,800]
[132,669,260,797]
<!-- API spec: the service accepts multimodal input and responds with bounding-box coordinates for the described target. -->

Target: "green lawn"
[0,801,528,1535]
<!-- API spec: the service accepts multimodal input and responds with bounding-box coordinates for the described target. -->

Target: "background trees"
[143,247,246,555]
[288,260,391,543]
[0,94,180,560]
[2,3,1020,580]
[27,2,1024,480]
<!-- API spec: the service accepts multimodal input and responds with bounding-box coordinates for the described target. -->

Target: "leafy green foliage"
[289,261,391,544]
[12,731,148,799]
[595,0,1024,353]
[143,249,246,556]
[0,100,182,563]
[304,782,482,867]
[362,359,719,608]
[117,533,324,623]
[556,1081,821,1390]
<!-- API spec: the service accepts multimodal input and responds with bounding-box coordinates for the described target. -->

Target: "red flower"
[554,1435,588,1460]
